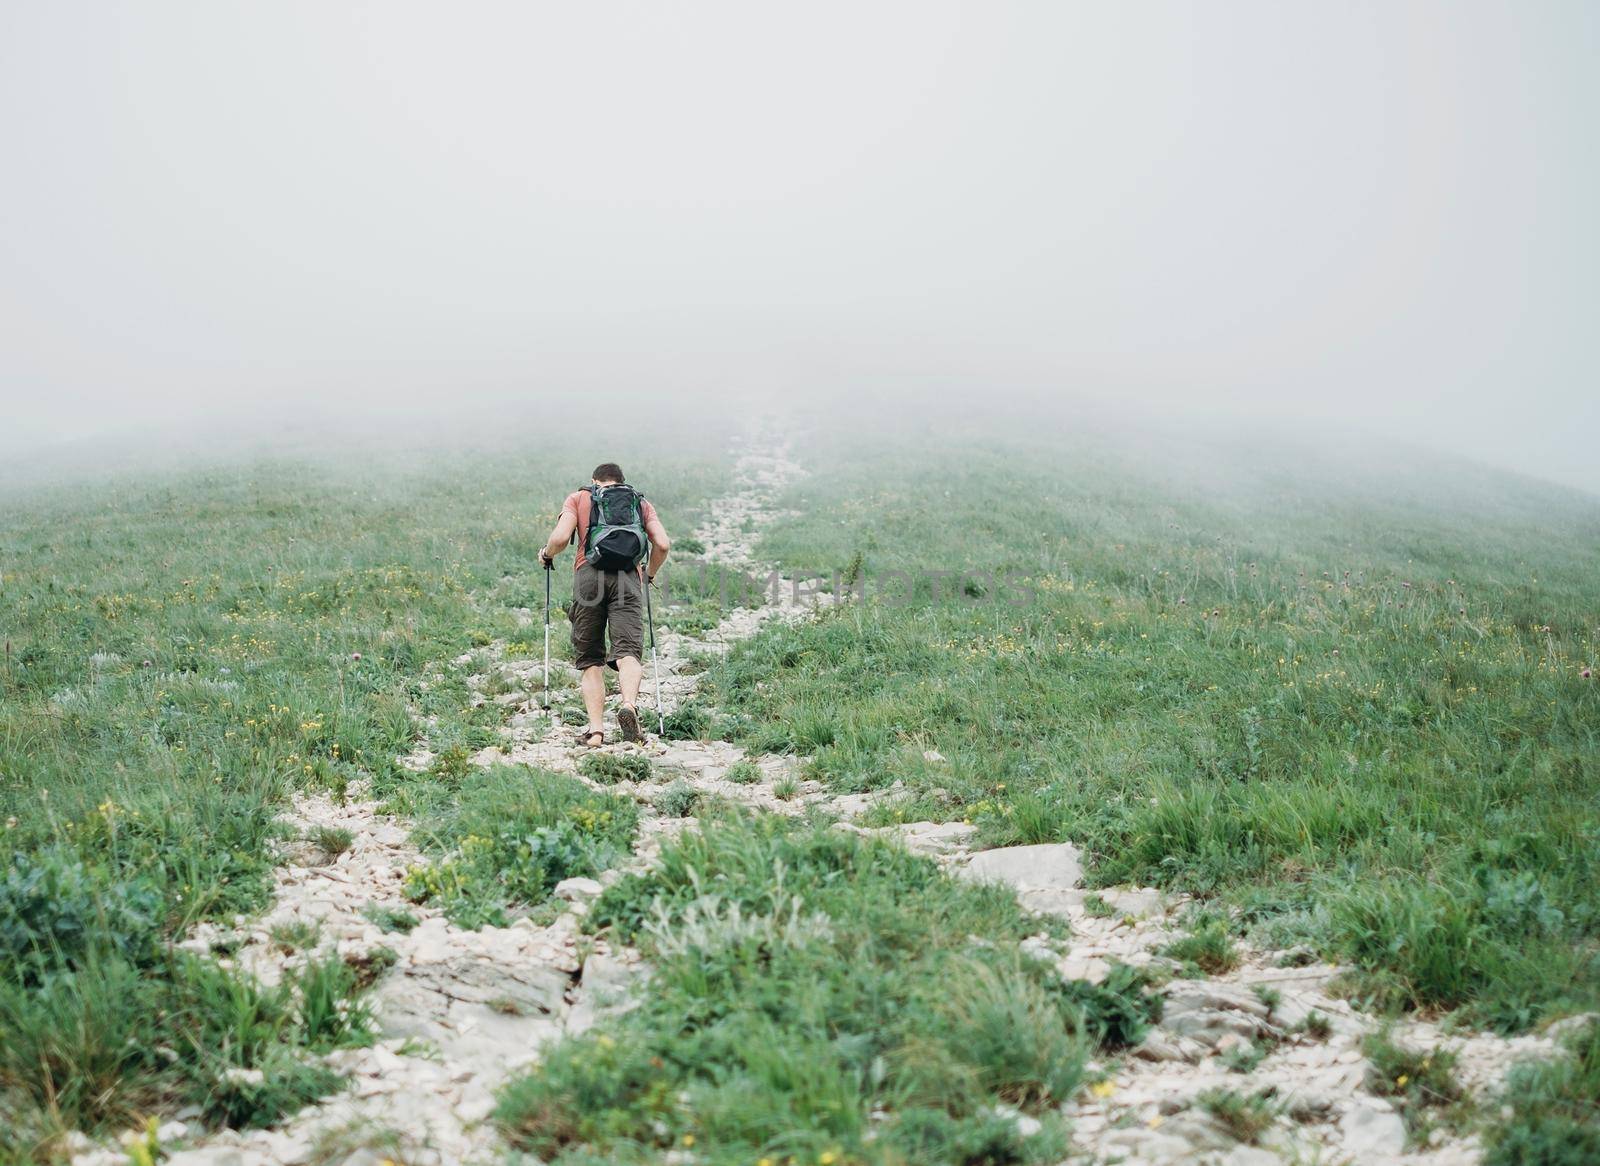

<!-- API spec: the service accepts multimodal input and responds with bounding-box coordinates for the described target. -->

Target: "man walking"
[539,463,671,746]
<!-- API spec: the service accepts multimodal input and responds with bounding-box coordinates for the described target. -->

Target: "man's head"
[591,462,625,485]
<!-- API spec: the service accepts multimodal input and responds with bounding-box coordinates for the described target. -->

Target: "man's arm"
[644,505,671,581]
[539,509,578,567]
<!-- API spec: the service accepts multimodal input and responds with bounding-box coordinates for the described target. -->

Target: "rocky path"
[881,828,1574,1165]
[74,433,846,1166]
[74,429,1581,1166]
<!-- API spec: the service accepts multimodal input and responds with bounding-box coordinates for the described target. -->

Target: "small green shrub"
[723,759,761,784]
[659,702,711,741]
[403,766,639,927]
[1327,876,1589,1030]
[1297,1010,1333,1040]
[1050,963,1162,1050]
[1161,911,1240,975]
[1364,1028,1463,1107]
[429,744,474,781]
[578,752,653,784]
[308,826,354,856]
[269,920,321,953]
[361,903,419,933]
[1221,1040,1269,1074]
[0,849,163,984]
[493,1030,666,1159]
[344,945,399,991]
[200,1049,346,1130]
[295,954,376,1052]
[1081,893,1115,919]
[915,954,1088,1106]
[654,780,701,818]
[1198,1087,1279,1144]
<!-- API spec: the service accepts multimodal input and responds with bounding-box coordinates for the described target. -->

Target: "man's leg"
[580,665,608,737]
[570,564,609,743]
[609,570,647,741]
[617,656,642,709]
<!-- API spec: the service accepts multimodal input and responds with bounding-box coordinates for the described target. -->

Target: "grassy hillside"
[700,407,1600,1032]
[0,417,731,1152]
[3,401,1597,1162]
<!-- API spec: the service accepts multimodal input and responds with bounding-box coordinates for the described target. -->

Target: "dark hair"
[591,462,625,484]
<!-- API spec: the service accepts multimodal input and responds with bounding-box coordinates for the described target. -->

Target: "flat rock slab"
[958,842,1083,891]
[869,820,977,856]
[1096,887,1169,918]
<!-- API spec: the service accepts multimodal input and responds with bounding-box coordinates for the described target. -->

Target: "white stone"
[1222,1147,1282,1166]
[1097,887,1167,918]
[457,1092,496,1124]
[1341,1104,1407,1158]
[554,876,604,900]
[1059,956,1110,984]
[165,1150,244,1166]
[1546,1012,1598,1041]
[71,1152,124,1166]
[959,842,1083,891]
[882,820,976,855]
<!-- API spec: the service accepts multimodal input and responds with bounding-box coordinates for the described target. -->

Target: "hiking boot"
[618,706,642,743]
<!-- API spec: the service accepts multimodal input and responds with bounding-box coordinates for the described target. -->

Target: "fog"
[1,2,1595,490]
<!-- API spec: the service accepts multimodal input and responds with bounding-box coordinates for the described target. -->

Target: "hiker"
[539,462,670,746]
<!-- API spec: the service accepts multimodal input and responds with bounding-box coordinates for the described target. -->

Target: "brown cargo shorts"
[567,563,644,671]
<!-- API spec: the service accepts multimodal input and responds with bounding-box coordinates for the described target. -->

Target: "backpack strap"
[584,484,602,548]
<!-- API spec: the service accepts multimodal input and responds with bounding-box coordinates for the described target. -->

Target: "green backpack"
[584,484,650,571]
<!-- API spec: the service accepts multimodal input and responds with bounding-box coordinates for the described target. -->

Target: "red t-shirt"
[562,489,668,570]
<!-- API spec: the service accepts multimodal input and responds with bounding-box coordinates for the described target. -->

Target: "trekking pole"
[645,572,665,735]
[542,555,553,710]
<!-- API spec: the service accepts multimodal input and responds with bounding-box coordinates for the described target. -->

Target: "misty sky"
[1,2,1595,488]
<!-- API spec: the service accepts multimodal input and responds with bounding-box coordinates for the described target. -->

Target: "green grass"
[0,948,375,1156]
[1197,1087,1279,1143]
[577,752,654,785]
[496,809,1100,1165]
[654,779,702,818]
[360,903,419,934]
[307,825,354,856]
[724,759,762,784]
[1362,1028,1467,1143]
[269,919,321,953]
[5,402,1599,1155]
[400,764,640,928]
[1160,909,1241,976]
[1485,1018,1600,1165]
[0,415,729,1153]
[698,413,1600,1031]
